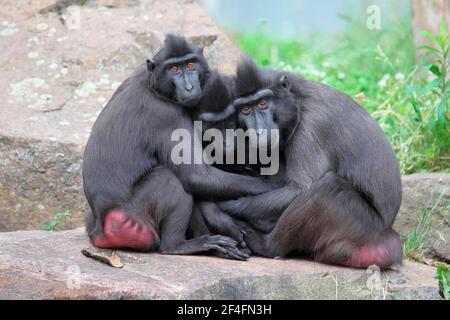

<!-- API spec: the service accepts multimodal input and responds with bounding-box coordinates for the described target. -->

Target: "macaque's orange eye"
[258,100,268,109]
[186,62,195,70]
[169,65,179,73]
[241,106,252,114]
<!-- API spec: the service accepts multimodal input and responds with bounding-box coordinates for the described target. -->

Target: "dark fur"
[83,36,274,260]
[214,57,403,268]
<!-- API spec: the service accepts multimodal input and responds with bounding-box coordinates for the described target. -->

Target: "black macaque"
[83,36,275,260]
[202,57,403,268]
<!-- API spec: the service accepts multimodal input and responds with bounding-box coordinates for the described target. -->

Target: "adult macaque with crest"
[202,57,403,269]
[83,36,274,260]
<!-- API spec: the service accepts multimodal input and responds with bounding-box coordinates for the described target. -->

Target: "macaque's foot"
[234,221,274,258]
[206,213,247,246]
[204,235,250,261]
[240,247,253,256]
[93,210,157,251]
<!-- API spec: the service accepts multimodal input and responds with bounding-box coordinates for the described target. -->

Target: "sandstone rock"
[0,136,85,231]
[0,228,441,300]
[0,0,239,144]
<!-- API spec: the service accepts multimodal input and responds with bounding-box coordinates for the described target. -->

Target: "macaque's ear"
[279,75,291,91]
[146,59,155,72]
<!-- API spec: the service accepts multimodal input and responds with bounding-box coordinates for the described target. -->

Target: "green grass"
[403,189,448,261]
[44,210,72,231]
[436,263,450,300]
[234,19,449,174]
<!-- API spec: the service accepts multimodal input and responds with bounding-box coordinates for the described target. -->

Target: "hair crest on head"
[234,55,272,97]
[152,34,200,63]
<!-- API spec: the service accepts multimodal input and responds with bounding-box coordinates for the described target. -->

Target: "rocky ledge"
[0,228,442,300]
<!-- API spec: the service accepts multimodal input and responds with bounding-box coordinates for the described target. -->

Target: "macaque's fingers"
[209,245,250,261]
[206,235,238,247]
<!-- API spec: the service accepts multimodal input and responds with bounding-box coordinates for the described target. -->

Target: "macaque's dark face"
[234,89,280,149]
[148,53,206,107]
[164,55,204,107]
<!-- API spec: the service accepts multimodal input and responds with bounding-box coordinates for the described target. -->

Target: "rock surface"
[0,0,240,231]
[0,228,442,300]
[394,174,449,262]
[0,0,239,144]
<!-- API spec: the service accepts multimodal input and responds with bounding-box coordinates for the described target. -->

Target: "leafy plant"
[418,22,449,136]
[436,263,450,300]
[44,210,72,231]
[400,21,450,173]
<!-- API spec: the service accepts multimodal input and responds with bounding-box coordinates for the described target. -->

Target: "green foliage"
[418,23,449,142]
[403,189,448,261]
[235,18,449,174]
[436,263,450,300]
[44,210,72,231]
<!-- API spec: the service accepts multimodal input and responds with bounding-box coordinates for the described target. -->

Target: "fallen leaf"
[81,247,124,268]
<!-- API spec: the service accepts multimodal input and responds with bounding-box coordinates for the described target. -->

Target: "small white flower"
[395,73,405,81]
[311,69,325,78]
[378,79,387,89]
[337,72,346,80]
